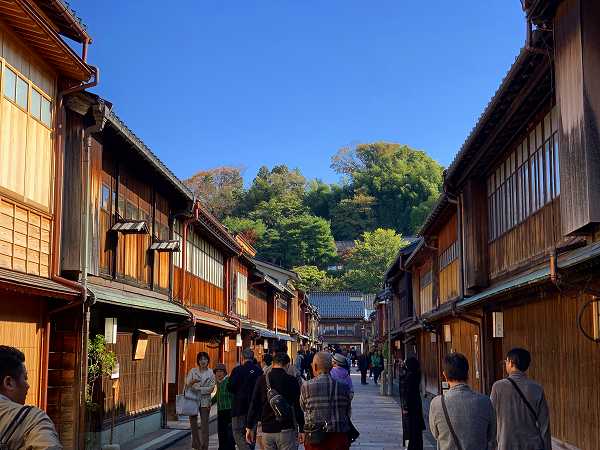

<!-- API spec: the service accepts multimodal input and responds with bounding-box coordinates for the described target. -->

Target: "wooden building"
[309,292,372,353]
[60,92,196,448]
[391,2,600,448]
[0,2,94,449]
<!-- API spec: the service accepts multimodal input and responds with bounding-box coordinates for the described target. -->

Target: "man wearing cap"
[213,363,235,450]
[229,348,263,450]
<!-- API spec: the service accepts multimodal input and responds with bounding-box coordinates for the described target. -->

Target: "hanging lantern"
[236,333,243,347]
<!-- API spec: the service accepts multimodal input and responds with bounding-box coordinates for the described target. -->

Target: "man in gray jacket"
[491,348,551,450]
[429,352,496,450]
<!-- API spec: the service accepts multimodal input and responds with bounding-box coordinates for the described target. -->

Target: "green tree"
[293,265,328,291]
[222,217,266,246]
[409,194,439,232]
[249,193,308,229]
[340,228,408,293]
[303,180,346,220]
[331,142,443,235]
[239,165,306,214]
[185,166,244,219]
[330,193,376,240]
[257,214,337,268]
[293,265,345,292]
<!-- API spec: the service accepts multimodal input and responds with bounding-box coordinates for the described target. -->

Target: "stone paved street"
[165,371,436,450]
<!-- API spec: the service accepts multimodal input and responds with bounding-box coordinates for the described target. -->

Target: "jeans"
[189,407,210,450]
[232,415,254,450]
[217,410,235,450]
[262,429,298,450]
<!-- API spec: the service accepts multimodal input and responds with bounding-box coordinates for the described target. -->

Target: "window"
[173,220,183,268]
[30,89,41,120]
[41,97,51,126]
[439,241,458,270]
[487,106,560,241]
[16,77,27,109]
[320,324,336,335]
[186,229,224,288]
[101,185,111,210]
[420,270,432,288]
[236,273,248,317]
[3,66,16,100]
[337,324,355,336]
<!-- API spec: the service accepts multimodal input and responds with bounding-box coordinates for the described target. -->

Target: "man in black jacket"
[246,352,304,450]
[229,348,263,450]
[357,351,370,385]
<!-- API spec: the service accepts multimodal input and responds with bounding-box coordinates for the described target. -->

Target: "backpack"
[265,372,293,422]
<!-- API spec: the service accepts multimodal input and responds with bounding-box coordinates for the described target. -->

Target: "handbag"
[507,378,546,450]
[176,388,199,416]
[441,394,464,450]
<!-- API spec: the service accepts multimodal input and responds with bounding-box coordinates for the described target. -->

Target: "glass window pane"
[3,67,16,100]
[16,77,27,109]
[41,97,51,126]
[30,89,41,119]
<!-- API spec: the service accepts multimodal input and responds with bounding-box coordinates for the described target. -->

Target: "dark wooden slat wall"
[102,333,164,418]
[462,178,490,291]
[488,199,562,279]
[499,291,600,450]
[417,330,439,396]
[248,288,268,324]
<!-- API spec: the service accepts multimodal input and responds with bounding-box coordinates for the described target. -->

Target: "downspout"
[51,66,99,450]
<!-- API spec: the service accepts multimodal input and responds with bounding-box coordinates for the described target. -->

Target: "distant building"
[309,291,373,353]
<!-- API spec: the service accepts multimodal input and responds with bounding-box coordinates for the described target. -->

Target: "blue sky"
[73,1,525,184]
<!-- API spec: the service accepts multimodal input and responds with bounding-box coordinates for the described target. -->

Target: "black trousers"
[360,370,367,384]
[407,431,423,450]
[217,410,236,450]
[373,367,382,384]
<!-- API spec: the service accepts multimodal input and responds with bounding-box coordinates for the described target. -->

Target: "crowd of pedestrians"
[0,342,552,450]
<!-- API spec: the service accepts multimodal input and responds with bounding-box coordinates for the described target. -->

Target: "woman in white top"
[185,351,216,450]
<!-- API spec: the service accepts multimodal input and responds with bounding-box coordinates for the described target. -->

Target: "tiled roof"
[309,291,370,319]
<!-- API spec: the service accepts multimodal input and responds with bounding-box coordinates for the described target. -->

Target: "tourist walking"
[357,351,369,385]
[429,353,496,450]
[0,346,62,450]
[300,352,353,450]
[371,350,384,385]
[229,348,263,450]
[399,357,425,450]
[294,350,305,378]
[331,353,354,400]
[491,348,552,450]
[246,353,304,450]
[212,363,235,450]
[186,351,216,450]
[303,349,315,380]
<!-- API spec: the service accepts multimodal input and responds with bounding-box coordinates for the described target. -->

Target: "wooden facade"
[392,3,600,448]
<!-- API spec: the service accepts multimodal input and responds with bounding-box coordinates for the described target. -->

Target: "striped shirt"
[300,374,351,433]
[213,376,233,411]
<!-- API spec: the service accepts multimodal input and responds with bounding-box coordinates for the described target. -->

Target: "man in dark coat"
[357,352,370,385]
[400,357,426,450]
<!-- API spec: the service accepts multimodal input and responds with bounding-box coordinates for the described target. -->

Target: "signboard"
[111,362,120,380]
[443,324,452,343]
[104,318,117,344]
[492,312,504,338]
[430,332,437,343]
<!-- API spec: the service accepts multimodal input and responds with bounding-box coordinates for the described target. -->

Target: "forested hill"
[185,142,443,293]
